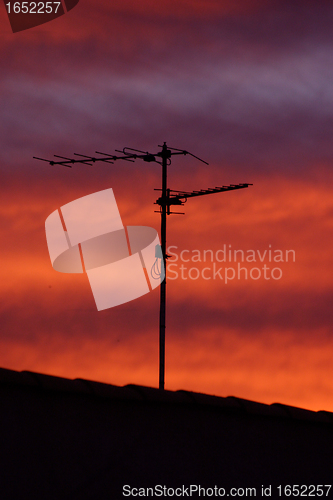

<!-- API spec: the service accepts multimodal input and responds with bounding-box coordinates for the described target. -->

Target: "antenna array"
[35,142,252,390]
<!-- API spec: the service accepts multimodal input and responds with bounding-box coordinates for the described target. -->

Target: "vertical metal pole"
[159,142,167,390]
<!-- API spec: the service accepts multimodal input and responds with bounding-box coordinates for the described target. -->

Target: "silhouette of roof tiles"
[0,366,332,424]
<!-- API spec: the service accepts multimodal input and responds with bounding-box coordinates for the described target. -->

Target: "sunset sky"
[1,0,333,411]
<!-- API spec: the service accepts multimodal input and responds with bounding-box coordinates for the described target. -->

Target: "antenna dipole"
[34,143,252,390]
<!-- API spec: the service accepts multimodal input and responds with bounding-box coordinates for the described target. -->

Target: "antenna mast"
[159,143,168,390]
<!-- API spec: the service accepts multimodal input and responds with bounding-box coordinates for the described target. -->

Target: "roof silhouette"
[0,367,332,499]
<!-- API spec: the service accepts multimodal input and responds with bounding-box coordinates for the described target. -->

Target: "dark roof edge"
[0,366,332,425]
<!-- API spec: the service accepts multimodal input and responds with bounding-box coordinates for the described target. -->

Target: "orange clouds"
[166,327,333,411]
[0,170,332,411]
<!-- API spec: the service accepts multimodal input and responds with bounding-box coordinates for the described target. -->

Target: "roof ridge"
[0,366,332,425]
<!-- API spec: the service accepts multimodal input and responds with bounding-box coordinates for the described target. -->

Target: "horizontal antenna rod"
[179,183,252,199]
[34,145,208,168]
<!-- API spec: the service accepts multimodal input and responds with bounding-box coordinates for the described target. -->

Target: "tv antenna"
[34,143,252,390]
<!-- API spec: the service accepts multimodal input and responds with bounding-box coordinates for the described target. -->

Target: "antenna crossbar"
[155,183,252,211]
